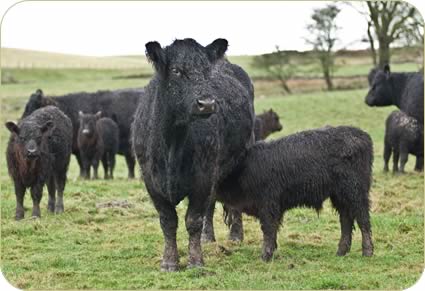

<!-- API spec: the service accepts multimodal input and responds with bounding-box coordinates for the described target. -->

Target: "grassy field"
[0,50,424,289]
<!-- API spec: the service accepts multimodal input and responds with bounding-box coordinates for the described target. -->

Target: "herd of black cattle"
[5,39,423,271]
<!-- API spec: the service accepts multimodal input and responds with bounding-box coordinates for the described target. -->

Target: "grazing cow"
[6,106,72,220]
[78,111,119,179]
[22,88,142,178]
[365,64,424,124]
[254,109,283,141]
[216,126,374,261]
[384,110,423,173]
[132,38,255,271]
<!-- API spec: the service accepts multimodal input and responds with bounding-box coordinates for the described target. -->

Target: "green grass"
[0,68,423,289]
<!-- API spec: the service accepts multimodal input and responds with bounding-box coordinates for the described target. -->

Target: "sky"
[0,1,423,56]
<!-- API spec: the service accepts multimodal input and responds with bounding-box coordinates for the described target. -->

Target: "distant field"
[0,48,423,289]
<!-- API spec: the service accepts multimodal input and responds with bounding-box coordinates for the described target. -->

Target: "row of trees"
[253,1,423,93]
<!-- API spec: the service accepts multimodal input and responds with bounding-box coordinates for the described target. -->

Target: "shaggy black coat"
[216,126,374,261]
[254,109,283,141]
[22,88,142,178]
[132,38,255,271]
[365,65,424,124]
[384,110,424,173]
[6,106,72,220]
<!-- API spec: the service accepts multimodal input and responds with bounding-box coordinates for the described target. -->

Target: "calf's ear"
[41,121,53,133]
[95,111,102,119]
[206,38,228,62]
[145,41,166,73]
[5,121,19,134]
[383,64,391,77]
[78,111,84,118]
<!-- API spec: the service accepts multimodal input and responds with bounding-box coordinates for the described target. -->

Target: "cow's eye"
[171,67,181,76]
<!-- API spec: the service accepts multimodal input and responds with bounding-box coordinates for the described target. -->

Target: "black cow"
[365,64,424,124]
[132,38,255,271]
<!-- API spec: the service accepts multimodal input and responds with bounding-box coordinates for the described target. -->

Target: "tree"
[306,4,340,91]
[252,46,295,94]
[366,1,423,67]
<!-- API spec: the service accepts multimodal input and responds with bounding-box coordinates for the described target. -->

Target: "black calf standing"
[216,126,374,261]
[98,117,119,179]
[78,111,119,179]
[384,111,423,173]
[5,106,72,220]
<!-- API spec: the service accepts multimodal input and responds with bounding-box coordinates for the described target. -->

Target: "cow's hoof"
[160,262,179,272]
[187,261,204,269]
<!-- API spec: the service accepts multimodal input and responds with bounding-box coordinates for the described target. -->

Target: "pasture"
[0,50,423,289]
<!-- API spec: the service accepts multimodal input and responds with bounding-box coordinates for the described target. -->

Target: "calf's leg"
[102,154,109,179]
[228,208,244,242]
[14,182,25,220]
[355,207,373,257]
[383,143,392,172]
[47,176,56,213]
[110,153,116,179]
[201,199,216,243]
[259,212,279,262]
[30,184,43,218]
[399,144,409,173]
[55,172,66,214]
[392,150,400,173]
[336,210,354,256]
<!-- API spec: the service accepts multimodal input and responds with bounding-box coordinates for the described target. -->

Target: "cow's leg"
[414,156,423,172]
[150,195,179,272]
[125,152,136,179]
[92,157,100,179]
[186,195,209,268]
[336,210,354,256]
[201,198,216,243]
[110,153,116,179]
[355,207,373,257]
[30,183,43,218]
[14,182,26,220]
[101,154,109,179]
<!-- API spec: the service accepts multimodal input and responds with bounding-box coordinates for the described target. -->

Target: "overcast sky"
[0,1,423,56]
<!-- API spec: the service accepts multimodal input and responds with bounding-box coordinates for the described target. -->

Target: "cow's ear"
[36,89,43,96]
[383,64,391,78]
[146,41,166,73]
[5,121,19,135]
[206,38,228,62]
[95,111,102,119]
[78,111,84,119]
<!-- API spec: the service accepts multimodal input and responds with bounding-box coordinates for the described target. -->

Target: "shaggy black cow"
[254,109,283,141]
[216,126,374,261]
[6,106,73,220]
[22,88,142,178]
[78,112,119,179]
[132,38,255,271]
[384,110,423,173]
[365,65,424,124]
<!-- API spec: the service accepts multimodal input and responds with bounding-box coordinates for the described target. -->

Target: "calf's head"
[365,65,393,106]
[145,38,228,123]
[78,111,101,137]
[263,109,283,132]
[5,120,53,160]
